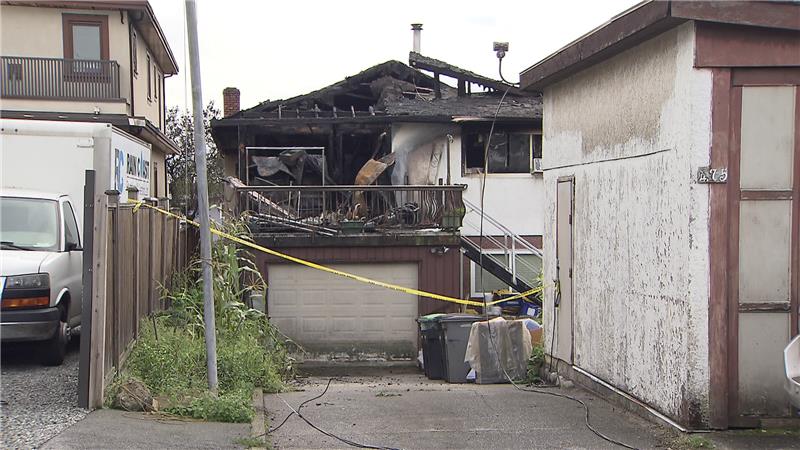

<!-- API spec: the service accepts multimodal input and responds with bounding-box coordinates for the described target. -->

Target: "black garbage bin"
[417,314,445,379]
[440,314,483,383]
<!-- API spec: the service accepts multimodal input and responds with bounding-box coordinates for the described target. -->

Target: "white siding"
[391,123,545,237]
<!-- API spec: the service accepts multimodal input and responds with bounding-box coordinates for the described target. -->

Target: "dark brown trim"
[793,86,800,338]
[732,68,800,87]
[671,1,800,31]
[708,68,731,430]
[62,13,109,60]
[695,22,800,68]
[726,86,743,424]
[740,190,793,201]
[738,302,791,313]
[520,1,677,90]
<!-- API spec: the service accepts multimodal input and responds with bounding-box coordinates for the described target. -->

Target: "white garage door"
[267,263,419,357]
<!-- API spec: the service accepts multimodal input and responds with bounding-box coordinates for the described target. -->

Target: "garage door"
[267,263,419,358]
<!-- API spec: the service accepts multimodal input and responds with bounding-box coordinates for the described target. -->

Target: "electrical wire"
[476,71,638,450]
[497,57,519,87]
[262,378,401,450]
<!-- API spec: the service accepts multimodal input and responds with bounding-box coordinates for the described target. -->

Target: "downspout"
[127,16,135,116]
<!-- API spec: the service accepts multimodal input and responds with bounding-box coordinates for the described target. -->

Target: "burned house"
[211,52,543,360]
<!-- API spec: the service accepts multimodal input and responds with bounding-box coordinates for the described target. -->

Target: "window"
[131,28,138,75]
[62,201,80,249]
[470,252,542,297]
[146,54,152,101]
[0,197,59,251]
[63,15,108,61]
[154,68,159,99]
[462,125,542,174]
[63,14,109,77]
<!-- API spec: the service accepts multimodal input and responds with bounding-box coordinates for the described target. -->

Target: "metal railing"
[1,56,121,100]
[462,197,543,288]
[233,185,467,235]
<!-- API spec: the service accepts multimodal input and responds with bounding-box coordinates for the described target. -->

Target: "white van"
[0,118,152,365]
[0,189,82,365]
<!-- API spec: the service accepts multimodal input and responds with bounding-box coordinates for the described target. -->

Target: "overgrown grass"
[674,435,715,449]
[109,217,293,423]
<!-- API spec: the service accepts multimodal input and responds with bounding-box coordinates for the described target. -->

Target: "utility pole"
[185,0,218,393]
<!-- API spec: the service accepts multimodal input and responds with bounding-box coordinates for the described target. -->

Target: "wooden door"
[555,177,575,364]
[729,81,799,423]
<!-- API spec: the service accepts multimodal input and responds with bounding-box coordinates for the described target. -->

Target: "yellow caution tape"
[130,200,545,309]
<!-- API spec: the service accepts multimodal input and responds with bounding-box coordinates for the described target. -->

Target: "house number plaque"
[697,166,728,184]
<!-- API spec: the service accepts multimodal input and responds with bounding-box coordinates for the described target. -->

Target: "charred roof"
[215,58,540,125]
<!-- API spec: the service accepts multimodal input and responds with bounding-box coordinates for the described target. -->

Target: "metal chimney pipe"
[411,23,422,53]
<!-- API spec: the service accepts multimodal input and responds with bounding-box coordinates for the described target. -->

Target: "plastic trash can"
[440,314,483,383]
[417,314,446,379]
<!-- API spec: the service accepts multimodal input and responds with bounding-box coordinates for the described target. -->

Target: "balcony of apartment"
[0,56,123,107]
[229,184,467,247]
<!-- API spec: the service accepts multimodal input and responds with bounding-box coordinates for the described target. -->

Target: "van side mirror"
[66,242,83,252]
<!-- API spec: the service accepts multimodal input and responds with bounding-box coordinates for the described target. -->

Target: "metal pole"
[446,134,453,185]
[185,0,218,393]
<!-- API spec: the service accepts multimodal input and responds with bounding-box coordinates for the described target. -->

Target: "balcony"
[1,56,121,101]
[231,184,467,238]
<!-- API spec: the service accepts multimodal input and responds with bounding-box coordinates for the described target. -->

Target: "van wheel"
[42,310,69,366]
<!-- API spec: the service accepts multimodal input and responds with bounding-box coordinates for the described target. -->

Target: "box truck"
[0,118,152,365]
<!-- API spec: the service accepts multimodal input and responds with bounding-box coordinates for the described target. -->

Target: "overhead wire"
[476,61,639,450]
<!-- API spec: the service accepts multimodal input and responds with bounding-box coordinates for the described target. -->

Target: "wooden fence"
[79,171,195,408]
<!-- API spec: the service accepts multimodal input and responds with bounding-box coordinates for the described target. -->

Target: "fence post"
[78,170,95,409]
[147,197,157,314]
[128,187,140,338]
[107,190,121,373]
[86,186,111,408]
[157,198,168,311]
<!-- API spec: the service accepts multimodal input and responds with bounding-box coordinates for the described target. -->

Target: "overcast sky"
[150,0,640,113]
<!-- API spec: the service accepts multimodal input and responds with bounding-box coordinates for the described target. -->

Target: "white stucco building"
[520,0,800,429]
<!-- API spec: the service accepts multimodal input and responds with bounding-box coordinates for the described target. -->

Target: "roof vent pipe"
[411,23,422,53]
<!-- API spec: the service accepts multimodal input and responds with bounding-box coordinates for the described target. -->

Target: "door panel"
[738,312,791,416]
[740,86,795,190]
[738,200,792,303]
[731,84,798,421]
[555,178,574,364]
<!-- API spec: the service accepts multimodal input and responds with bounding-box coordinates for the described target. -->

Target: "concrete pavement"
[264,373,668,449]
[40,409,250,449]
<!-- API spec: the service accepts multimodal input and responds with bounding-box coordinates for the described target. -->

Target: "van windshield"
[0,197,59,251]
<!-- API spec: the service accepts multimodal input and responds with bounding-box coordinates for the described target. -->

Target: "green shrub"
[526,342,545,384]
[165,389,253,423]
[111,216,293,422]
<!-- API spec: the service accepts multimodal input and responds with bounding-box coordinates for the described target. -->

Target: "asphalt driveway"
[263,372,668,450]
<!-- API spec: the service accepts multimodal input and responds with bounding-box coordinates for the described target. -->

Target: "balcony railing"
[232,185,467,236]
[1,56,121,101]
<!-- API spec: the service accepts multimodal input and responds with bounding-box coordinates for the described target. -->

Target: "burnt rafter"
[408,51,526,97]
[234,60,456,119]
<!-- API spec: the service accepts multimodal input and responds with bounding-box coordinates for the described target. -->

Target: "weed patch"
[674,435,715,449]
[109,218,293,422]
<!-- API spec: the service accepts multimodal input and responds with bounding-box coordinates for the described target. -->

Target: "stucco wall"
[1,5,165,129]
[391,122,545,238]
[541,23,712,426]
[130,22,164,129]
